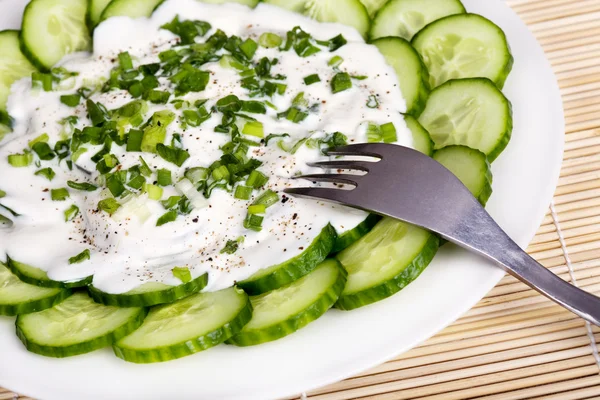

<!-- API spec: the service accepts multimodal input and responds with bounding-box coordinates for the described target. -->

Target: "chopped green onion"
[328,56,344,67]
[145,184,163,200]
[219,55,247,70]
[64,205,79,222]
[239,68,256,78]
[31,142,55,160]
[234,185,253,200]
[242,121,264,138]
[86,99,109,126]
[157,169,172,186]
[278,107,308,123]
[247,204,266,215]
[139,156,152,176]
[156,144,190,167]
[161,195,182,209]
[60,94,81,107]
[127,174,146,190]
[303,74,321,85]
[241,100,266,114]
[160,16,211,45]
[216,95,242,113]
[220,237,243,254]
[277,83,287,95]
[246,170,268,188]
[126,129,143,151]
[98,198,121,215]
[366,122,381,143]
[141,124,166,153]
[292,92,308,107]
[185,167,209,184]
[106,175,126,197]
[144,90,170,104]
[380,122,397,143]
[0,189,5,198]
[67,181,98,191]
[71,147,88,162]
[264,133,290,146]
[326,34,347,51]
[103,153,118,168]
[240,38,258,59]
[211,165,230,181]
[68,249,90,264]
[351,75,368,80]
[32,72,53,91]
[157,210,177,226]
[118,51,134,70]
[28,133,49,148]
[331,72,352,93]
[366,94,379,108]
[243,213,264,231]
[34,168,55,181]
[172,266,191,283]
[259,32,283,48]
[8,151,33,168]
[51,188,70,201]
[253,189,279,208]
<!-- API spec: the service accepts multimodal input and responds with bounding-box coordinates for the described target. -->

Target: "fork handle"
[448,207,600,327]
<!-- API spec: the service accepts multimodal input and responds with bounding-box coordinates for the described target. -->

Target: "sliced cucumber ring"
[372,37,429,116]
[335,218,439,310]
[370,0,465,41]
[412,13,513,89]
[228,259,346,346]
[237,223,336,295]
[88,272,208,307]
[332,214,381,253]
[263,0,371,39]
[197,0,259,6]
[418,78,512,162]
[7,257,91,289]
[114,287,252,363]
[16,292,146,358]
[0,262,71,316]
[20,0,91,71]
[404,114,433,156]
[434,145,492,206]
[0,31,37,110]
[100,0,164,21]
[359,0,388,17]
[86,0,113,28]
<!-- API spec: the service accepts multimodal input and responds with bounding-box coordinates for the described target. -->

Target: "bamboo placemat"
[2,0,600,399]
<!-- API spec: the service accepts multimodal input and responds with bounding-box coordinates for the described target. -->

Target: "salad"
[0,0,512,363]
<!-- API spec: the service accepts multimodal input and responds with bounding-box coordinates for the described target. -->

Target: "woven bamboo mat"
[2,0,600,399]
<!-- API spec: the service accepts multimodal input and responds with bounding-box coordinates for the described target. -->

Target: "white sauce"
[0,0,411,294]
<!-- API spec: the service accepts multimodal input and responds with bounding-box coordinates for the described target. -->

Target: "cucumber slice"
[7,257,91,289]
[0,31,37,110]
[263,0,371,39]
[359,0,388,17]
[196,0,259,6]
[114,287,251,363]
[237,223,336,295]
[0,262,71,316]
[332,214,381,253]
[20,0,91,71]
[372,37,429,116]
[433,145,492,206]
[418,78,512,162]
[88,272,208,307]
[100,0,164,21]
[412,13,513,89]
[404,114,433,156]
[370,0,465,41]
[86,0,113,28]
[335,218,439,310]
[227,259,346,346]
[16,292,146,358]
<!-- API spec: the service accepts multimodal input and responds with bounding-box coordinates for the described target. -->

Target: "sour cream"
[0,0,411,294]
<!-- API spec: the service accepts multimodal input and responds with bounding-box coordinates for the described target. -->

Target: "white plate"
[0,1,564,399]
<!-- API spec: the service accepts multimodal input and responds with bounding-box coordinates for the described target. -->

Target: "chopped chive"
[351,75,368,80]
[185,167,209,184]
[211,165,230,181]
[31,142,56,160]
[51,188,70,201]
[139,156,152,176]
[98,198,121,215]
[259,32,283,48]
[253,189,279,208]
[303,74,320,85]
[28,133,49,148]
[71,147,88,162]
[68,249,90,264]
[32,72,53,91]
[246,170,268,188]
[172,266,191,283]
[126,129,143,151]
[331,72,352,93]
[240,38,258,59]
[145,184,164,201]
[326,34,347,51]
[34,168,55,181]
[242,121,264,138]
[67,181,98,191]
[328,55,343,67]
[243,213,263,231]
[118,51,134,71]
[380,122,397,143]
[157,169,172,186]
[157,210,178,226]
[156,144,190,167]
[234,185,253,200]
[60,94,81,107]
[6,156,29,177]
[64,205,79,222]
[366,94,379,108]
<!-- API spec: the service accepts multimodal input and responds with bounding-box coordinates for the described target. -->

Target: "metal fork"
[285,143,600,327]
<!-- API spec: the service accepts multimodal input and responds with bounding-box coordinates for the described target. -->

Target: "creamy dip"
[0,0,411,294]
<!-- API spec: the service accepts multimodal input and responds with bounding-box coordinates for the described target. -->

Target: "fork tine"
[326,143,383,158]
[294,173,359,186]
[284,187,354,205]
[306,160,374,172]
